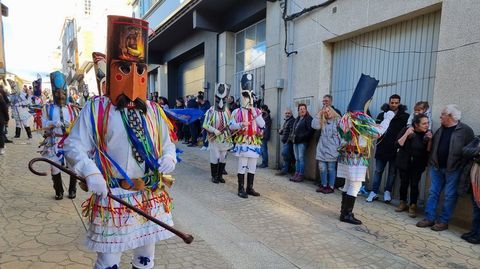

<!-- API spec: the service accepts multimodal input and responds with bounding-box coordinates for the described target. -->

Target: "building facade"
[134,0,267,101]
[137,0,480,226]
[60,0,132,96]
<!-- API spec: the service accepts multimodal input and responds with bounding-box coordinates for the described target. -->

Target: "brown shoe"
[416,219,434,228]
[275,171,288,176]
[408,204,417,218]
[395,200,408,212]
[431,223,448,231]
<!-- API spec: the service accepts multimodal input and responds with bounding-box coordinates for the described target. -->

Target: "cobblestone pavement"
[1,128,479,268]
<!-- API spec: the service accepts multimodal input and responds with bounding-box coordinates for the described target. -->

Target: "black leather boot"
[217,163,226,183]
[52,173,64,200]
[340,192,347,215]
[246,173,260,196]
[237,174,248,198]
[68,176,77,199]
[340,194,362,225]
[25,127,32,139]
[14,127,21,138]
[211,163,219,183]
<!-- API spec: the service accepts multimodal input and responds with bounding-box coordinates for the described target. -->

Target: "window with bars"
[84,0,91,15]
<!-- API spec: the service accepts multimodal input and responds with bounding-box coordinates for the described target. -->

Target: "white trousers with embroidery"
[209,143,228,164]
[237,157,258,174]
[342,179,362,197]
[94,243,155,269]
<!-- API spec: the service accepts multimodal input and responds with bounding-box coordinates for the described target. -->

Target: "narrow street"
[1,127,479,269]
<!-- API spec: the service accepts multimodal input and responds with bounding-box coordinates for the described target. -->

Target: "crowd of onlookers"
[275,93,479,244]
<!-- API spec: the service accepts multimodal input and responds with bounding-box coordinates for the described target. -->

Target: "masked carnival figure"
[63,16,177,269]
[229,74,265,198]
[203,83,232,184]
[92,52,107,96]
[32,78,45,129]
[39,71,79,200]
[8,79,33,139]
[337,74,395,225]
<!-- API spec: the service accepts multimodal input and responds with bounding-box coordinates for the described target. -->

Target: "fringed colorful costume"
[203,83,232,184]
[337,74,394,225]
[40,71,80,200]
[32,78,44,129]
[229,74,265,198]
[7,80,33,139]
[64,16,177,269]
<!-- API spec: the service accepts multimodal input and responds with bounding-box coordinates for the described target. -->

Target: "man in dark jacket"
[417,105,474,231]
[367,94,409,203]
[276,108,295,175]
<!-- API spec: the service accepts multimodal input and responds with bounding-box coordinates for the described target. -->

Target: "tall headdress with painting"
[240,73,254,109]
[92,52,107,95]
[106,15,148,106]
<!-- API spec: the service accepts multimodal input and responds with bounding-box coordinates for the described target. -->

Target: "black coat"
[289,114,314,144]
[0,93,9,124]
[262,112,272,141]
[395,127,429,171]
[280,116,295,144]
[375,104,410,160]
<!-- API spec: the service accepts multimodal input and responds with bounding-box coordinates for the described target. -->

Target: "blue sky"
[3,0,74,81]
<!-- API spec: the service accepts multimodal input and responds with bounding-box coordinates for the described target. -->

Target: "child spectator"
[407,101,432,130]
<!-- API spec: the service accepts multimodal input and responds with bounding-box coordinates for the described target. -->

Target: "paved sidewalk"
[0,129,479,268]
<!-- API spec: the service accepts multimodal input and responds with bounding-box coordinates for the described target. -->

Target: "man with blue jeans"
[276,108,295,176]
[367,94,409,203]
[417,105,474,231]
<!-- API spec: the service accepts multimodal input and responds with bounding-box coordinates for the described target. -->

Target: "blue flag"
[163,108,204,125]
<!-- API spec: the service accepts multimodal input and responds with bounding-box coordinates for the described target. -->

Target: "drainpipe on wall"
[285,0,295,111]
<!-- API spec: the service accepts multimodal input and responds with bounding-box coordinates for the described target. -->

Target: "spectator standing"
[0,90,9,154]
[461,135,480,244]
[0,85,11,143]
[175,98,187,141]
[158,96,169,108]
[367,94,409,203]
[394,114,431,217]
[186,94,200,147]
[417,105,474,231]
[197,93,211,150]
[258,104,271,168]
[322,94,341,116]
[312,106,341,193]
[276,108,295,176]
[289,104,314,182]
[227,95,238,111]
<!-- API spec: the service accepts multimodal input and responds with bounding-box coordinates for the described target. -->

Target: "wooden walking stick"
[28,157,194,244]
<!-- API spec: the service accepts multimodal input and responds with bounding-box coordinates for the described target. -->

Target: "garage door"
[331,11,441,117]
[178,54,205,97]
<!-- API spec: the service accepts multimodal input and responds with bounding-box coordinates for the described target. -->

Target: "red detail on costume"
[141,77,145,83]
[247,110,253,136]
[34,110,43,129]
[116,74,123,81]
